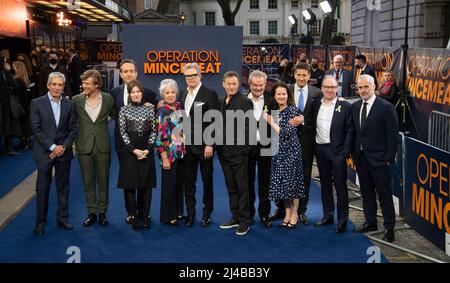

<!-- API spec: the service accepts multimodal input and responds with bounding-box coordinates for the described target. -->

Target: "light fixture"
[56,11,72,26]
[288,14,297,25]
[179,11,186,25]
[319,1,332,15]
[302,8,316,25]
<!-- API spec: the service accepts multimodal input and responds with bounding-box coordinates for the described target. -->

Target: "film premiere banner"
[122,25,242,96]
[406,48,450,142]
[242,44,289,90]
[404,137,450,255]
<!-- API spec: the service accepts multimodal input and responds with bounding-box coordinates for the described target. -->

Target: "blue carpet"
[0,122,388,263]
[0,138,35,198]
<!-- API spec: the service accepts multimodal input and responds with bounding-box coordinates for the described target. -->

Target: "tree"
[217,0,244,25]
[320,0,338,45]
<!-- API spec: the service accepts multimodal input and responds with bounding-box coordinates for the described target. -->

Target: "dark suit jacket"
[72,92,116,154]
[325,69,353,97]
[38,64,69,97]
[360,65,378,88]
[313,98,354,159]
[218,92,253,156]
[68,54,83,96]
[351,96,399,167]
[30,95,78,162]
[289,84,322,161]
[179,84,220,154]
[110,84,158,153]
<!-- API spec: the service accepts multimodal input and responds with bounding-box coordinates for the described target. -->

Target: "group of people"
[29,54,399,242]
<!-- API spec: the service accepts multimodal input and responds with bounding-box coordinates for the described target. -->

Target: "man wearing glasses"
[180,62,220,227]
[312,76,354,233]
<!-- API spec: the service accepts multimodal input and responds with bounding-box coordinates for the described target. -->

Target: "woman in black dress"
[118,80,156,230]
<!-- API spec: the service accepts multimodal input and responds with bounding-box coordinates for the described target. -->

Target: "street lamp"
[302,8,316,44]
[318,1,332,68]
[179,11,186,25]
[260,46,266,72]
[57,12,72,52]
[288,14,298,44]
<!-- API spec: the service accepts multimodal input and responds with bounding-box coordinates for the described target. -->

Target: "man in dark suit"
[351,74,398,242]
[67,48,84,97]
[218,71,253,236]
[272,63,322,224]
[38,51,69,97]
[72,70,116,227]
[30,72,78,235]
[312,76,354,233]
[246,70,272,228]
[355,54,378,88]
[324,55,353,97]
[180,62,220,227]
[110,59,160,224]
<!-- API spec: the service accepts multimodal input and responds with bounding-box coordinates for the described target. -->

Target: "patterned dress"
[269,105,305,201]
[155,102,185,163]
[117,102,156,190]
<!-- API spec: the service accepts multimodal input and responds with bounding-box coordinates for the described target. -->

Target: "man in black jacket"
[67,48,84,97]
[38,51,68,97]
[218,71,253,236]
[179,62,220,227]
[355,55,378,89]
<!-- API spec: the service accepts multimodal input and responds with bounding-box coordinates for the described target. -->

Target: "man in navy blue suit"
[30,72,78,235]
[110,59,160,224]
[351,74,398,242]
[312,76,354,233]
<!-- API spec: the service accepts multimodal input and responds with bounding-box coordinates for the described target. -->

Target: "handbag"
[3,72,26,119]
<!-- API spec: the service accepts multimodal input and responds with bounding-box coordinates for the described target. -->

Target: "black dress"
[117,102,156,190]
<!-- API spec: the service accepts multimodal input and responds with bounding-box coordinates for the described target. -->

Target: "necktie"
[335,70,340,81]
[361,102,368,129]
[298,88,305,112]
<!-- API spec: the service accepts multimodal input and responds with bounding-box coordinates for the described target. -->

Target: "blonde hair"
[13,61,30,86]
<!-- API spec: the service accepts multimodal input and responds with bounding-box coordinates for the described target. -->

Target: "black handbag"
[10,94,25,119]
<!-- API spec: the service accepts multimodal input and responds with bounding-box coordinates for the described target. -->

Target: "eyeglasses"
[184,73,198,79]
[322,85,338,90]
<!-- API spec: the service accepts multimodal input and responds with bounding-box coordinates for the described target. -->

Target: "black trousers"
[248,144,271,219]
[117,153,144,216]
[35,159,71,224]
[183,146,214,217]
[219,148,250,227]
[160,159,184,223]
[357,152,395,229]
[124,188,152,217]
[315,144,349,222]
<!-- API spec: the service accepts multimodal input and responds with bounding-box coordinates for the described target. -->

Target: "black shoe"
[83,214,97,227]
[382,228,395,242]
[131,216,141,230]
[299,213,309,225]
[98,213,108,226]
[57,221,73,230]
[34,223,45,235]
[166,219,180,227]
[201,215,211,227]
[125,214,133,224]
[143,216,151,229]
[185,215,195,227]
[177,215,187,221]
[269,209,285,221]
[286,222,297,229]
[261,217,272,228]
[219,219,239,229]
[354,223,378,233]
[314,217,334,227]
[235,225,250,236]
[335,220,348,233]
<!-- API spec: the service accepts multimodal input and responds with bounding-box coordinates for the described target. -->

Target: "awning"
[27,0,133,23]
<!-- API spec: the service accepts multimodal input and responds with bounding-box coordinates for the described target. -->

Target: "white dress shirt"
[184,83,202,117]
[248,92,264,142]
[123,85,129,106]
[316,96,337,144]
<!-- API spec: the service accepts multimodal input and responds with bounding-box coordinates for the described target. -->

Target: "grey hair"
[183,62,201,74]
[322,75,338,86]
[358,74,375,86]
[47,72,66,86]
[159,78,179,96]
[249,70,267,84]
[333,54,344,61]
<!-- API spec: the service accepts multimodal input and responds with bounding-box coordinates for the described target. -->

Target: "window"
[192,12,197,26]
[144,0,152,10]
[250,21,260,35]
[332,19,338,33]
[268,21,278,34]
[268,0,278,9]
[310,19,321,35]
[311,0,318,8]
[205,12,215,26]
[250,0,259,10]
[291,0,299,8]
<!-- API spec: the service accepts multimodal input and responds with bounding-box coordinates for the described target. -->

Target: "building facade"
[351,0,450,48]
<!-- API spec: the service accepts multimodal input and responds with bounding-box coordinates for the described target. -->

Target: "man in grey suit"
[325,55,353,97]
[30,72,78,235]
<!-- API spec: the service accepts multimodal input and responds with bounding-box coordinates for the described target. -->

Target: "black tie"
[361,102,368,129]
